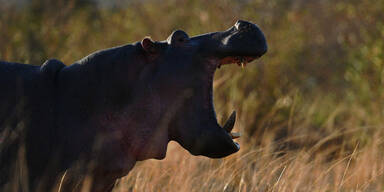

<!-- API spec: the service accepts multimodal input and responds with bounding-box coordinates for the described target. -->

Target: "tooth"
[234,142,240,150]
[230,132,241,139]
[222,111,236,132]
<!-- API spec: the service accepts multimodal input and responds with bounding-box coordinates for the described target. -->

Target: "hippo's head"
[137,20,267,158]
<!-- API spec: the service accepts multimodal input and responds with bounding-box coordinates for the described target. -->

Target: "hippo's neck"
[57,43,146,115]
[55,43,167,169]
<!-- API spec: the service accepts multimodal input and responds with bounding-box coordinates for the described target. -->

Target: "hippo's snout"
[234,20,268,57]
[222,20,267,59]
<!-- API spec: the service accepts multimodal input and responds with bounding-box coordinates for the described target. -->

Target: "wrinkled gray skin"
[0,20,267,191]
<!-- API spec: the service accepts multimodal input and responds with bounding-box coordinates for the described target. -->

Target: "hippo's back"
[0,61,62,190]
[0,62,42,128]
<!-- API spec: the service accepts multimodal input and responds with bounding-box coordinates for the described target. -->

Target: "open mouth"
[206,56,259,151]
[218,56,259,69]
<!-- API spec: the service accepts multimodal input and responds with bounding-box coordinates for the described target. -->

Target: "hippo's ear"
[141,37,158,54]
[167,30,190,47]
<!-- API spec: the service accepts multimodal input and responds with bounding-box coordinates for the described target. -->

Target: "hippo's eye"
[167,30,190,46]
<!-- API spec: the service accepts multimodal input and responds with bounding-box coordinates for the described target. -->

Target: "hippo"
[0,20,267,191]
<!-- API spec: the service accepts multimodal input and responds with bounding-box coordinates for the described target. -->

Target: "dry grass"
[112,126,384,192]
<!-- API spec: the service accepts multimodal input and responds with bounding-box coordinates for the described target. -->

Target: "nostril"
[235,20,247,25]
[235,20,253,32]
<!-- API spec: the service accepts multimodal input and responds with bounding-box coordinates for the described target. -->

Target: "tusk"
[223,110,236,132]
[230,132,241,139]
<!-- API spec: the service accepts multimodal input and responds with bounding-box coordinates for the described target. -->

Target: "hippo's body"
[0,20,267,191]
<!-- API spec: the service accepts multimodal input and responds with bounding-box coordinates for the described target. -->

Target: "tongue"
[222,111,236,132]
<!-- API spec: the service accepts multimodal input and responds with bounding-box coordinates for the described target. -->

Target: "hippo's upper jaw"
[139,20,267,159]
[192,20,267,68]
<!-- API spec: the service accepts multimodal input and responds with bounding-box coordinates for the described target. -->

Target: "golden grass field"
[112,113,384,192]
[1,0,384,191]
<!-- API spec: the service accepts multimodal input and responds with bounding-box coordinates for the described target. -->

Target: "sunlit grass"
[113,131,384,191]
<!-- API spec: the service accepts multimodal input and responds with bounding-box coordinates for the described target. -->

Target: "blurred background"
[1,0,384,191]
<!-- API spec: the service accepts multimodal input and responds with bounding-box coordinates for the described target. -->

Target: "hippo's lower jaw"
[194,56,263,158]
